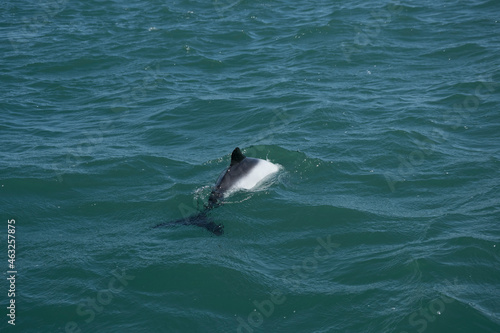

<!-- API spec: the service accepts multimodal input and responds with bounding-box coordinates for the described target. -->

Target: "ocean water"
[1,0,500,332]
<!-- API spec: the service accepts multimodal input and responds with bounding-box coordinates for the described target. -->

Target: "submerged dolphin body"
[154,147,279,235]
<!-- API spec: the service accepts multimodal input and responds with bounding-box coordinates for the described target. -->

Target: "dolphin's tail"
[153,211,224,236]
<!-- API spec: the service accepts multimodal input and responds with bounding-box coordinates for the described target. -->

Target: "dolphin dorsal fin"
[230,147,246,166]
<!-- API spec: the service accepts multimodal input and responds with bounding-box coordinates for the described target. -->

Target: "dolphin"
[154,147,279,235]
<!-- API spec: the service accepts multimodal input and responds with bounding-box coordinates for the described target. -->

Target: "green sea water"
[1,0,500,332]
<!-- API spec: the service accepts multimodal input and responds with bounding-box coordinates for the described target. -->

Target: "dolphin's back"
[208,158,259,206]
[208,150,278,206]
[215,157,260,193]
[156,147,279,235]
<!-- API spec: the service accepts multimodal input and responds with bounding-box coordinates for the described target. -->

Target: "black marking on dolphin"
[154,147,279,235]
